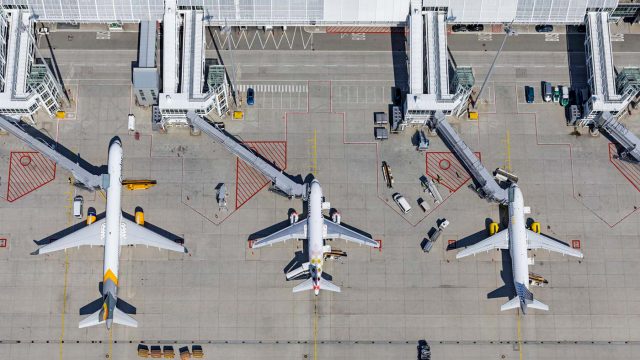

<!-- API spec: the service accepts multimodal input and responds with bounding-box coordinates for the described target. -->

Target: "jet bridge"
[0,115,104,189]
[404,1,473,126]
[157,0,229,129]
[594,112,640,163]
[428,112,507,204]
[186,112,307,199]
[582,12,639,123]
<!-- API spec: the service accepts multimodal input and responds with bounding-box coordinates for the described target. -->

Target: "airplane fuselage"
[307,180,324,295]
[507,185,529,310]
[102,138,123,329]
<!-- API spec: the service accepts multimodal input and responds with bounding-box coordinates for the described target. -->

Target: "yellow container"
[468,111,479,120]
[233,111,244,120]
[56,111,66,119]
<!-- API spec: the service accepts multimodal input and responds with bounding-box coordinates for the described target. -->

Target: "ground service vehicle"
[525,86,534,103]
[552,86,560,103]
[535,24,553,32]
[561,86,570,106]
[73,195,83,218]
[542,82,552,102]
[393,193,411,213]
[247,88,255,105]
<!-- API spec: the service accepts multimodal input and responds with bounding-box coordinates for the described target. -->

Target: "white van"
[392,193,412,213]
[73,195,84,218]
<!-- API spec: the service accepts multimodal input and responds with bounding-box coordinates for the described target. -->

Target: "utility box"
[374,127,388,140]
[374,112,388,125]
[568,105,581,125]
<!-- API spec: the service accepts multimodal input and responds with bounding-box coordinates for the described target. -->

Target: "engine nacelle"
[488,222,499,236]
[86,210,96,225]
[135,210,145,226]
[331,211,341,224]
[289,211,299,225]
[531,221,540,234]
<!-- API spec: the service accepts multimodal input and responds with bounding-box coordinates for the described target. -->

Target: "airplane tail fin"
[78,297,138,328]
[501,283,549,313]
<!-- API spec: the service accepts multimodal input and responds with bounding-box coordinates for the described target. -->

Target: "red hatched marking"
[608,143,640,192]
[235,141,287,209]
[572,240,581,249]
[325,26,404,34]
[6,151,56,202]
[375,239,382,252]
[0,239,6,248]
[425,152,479,193]
[248,239,254,249]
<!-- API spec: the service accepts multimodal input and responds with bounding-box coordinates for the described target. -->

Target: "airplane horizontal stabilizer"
[78,308,103,328]
[500,296,521,311]
[319,278,341,293]
[113,307,138,327]
[292,278,314,293]
[528,299,549,311]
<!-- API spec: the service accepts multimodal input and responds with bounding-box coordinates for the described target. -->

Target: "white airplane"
[32,138,187,329]
[252,179,379,295]
[456,183,583,314]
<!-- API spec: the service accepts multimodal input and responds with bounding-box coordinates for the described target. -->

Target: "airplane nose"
[106,319,113,330]
[314,289,320,296]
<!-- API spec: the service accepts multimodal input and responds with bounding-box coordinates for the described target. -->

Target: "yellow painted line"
[99,190,107,201]
[109,328,113,359]
[59,179,74,360]
[313,297,318,360]
[308,129,318,176]
[517,309,523,360]
[505,129,512,172]
[59,252,69,360]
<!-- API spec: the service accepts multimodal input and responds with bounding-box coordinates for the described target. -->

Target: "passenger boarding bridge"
[156,0,229,130]
[187,112,307,199]
[0,115,104,189]
[404,0,474,126]
[579,12,640,163]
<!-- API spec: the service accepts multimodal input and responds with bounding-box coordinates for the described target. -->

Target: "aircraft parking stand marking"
[6,151,57,202]
[425,151,478,193]
[235,141,287,209]
[608,143,640,193]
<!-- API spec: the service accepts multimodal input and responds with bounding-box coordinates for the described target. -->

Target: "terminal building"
[0,0,638,132]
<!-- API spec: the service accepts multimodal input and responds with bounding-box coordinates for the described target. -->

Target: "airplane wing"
[252,220,308,248]
[456,229,509,259]
[323,219,379,247]
[120,218,187,253]
[32,219,106,255]
[526,230,583,258]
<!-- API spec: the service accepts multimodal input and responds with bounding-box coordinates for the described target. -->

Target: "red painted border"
[6,151,57,203]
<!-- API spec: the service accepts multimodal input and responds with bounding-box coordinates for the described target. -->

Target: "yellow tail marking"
[102,303,108,321]
[103,269,118,286]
